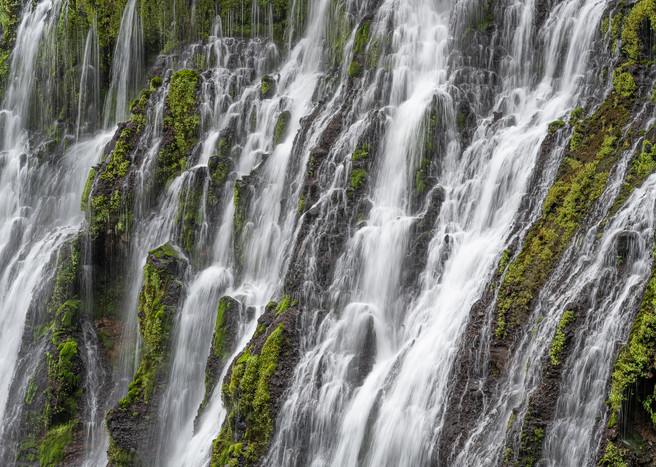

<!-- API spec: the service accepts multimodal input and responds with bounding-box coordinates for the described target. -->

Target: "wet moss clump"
[156,69,200,189]
[273,110,291,146]
[210,324,285,466]
[549,310,575,366]
[199,296,241,414]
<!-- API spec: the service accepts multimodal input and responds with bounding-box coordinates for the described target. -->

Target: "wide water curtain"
[0,0,656,465]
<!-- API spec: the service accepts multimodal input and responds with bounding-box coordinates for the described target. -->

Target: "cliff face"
[1,0,656,465]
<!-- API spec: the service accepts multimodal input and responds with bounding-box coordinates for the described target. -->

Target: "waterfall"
[102,0,145,128]
[1,0,655,464]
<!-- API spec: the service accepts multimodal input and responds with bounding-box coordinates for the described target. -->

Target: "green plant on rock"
[353,143,370,162]
[621,0,656,60]
[600,441,627,467]
[273,110,291,146]
[210,324,285,466]
[495,92,628,339]
[613,70,636,99]
[607,137,656,220]
[37,422,75,467]
[157,69,200,188]
[608,249,656,427]
[548,120,565,135]
[549,310,575,365]
[350,168,367,190]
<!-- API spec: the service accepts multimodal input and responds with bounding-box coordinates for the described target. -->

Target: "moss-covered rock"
[106,243,187,464]
[155,69,200,191]
[198,296,243,417]
[209,300,300,467]
[273,110,291,146]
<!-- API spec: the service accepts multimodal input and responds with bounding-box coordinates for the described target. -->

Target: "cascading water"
[1,0,656,464]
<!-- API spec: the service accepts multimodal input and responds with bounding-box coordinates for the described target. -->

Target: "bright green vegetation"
[548,120,565,135]
[107,435,135,466]
[118,246,181,410]
[607,136,656,220]
[261,75,275,98]
[495,91,629,339]
[150,76,163,88]
[549,310,575,366]
[210,324,285,466]
[516,408,545,467]
[620,0,656,60]
[608,249,656,427]
[15,242,83,465]
[354,20,370,55]
[157,69,200,189]
[274,110,291,146]
[38,422,75,467]
[350,168,367,190]
[200,297,239,412]
[599,441,627,467]
[275,295,291,315]
[353,143,371,162]
[233,179,252,270]
[613,70,636,99]
[497,249,512,275]
[348,60,362,77]
[212,298,235,363]
[80,168,96,210]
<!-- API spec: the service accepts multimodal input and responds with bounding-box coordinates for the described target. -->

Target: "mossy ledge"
[197,296,244,419]
[155,69,201,193]
[106,243,187,465]
[210,299,300,466]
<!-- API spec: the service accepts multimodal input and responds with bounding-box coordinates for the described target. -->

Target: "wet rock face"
[106,243,187,465]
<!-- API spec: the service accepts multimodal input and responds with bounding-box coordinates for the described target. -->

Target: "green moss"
[621,0,656,60]
[600,441,627,467]
[80,168,96,210]
[350,168,367,190]
[608,248,656,427]
[210,324,285,466]
[107,434,135,466]
[549,310,575,366]
[613,70,636,99]
[348,60,362,77]
[548,120,565,135]
[495,92,628,339]
[157,70,199,188]
[354,20,370,55]
[352,143,371,162]
[273,110,291,146]
[151,76,163,88]
[607,137,656,219]
[25,377,37,405]
[261,75,274,97]
[275,295,291,315]
[298,192,306,214]
[37,422,74,467]
[497,249,512,275]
